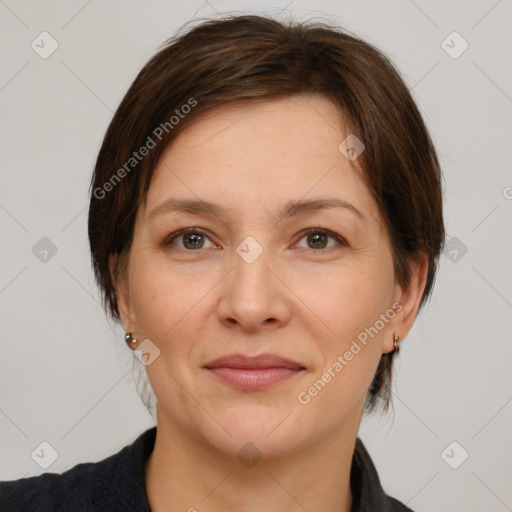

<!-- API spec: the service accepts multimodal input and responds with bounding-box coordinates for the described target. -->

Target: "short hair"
[88,14,445,414]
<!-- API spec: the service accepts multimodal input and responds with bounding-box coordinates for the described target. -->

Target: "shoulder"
[0,427,156,512]
[386,495,415,512]
[0,466,105,512]
[352,437,416,512]
[0,452,134,512]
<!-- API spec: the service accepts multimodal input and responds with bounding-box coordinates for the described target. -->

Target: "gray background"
[1,1,511,511]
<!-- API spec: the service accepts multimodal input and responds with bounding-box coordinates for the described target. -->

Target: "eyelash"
[164,227,348,252]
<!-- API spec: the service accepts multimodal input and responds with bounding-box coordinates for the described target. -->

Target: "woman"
[0,13,444,512]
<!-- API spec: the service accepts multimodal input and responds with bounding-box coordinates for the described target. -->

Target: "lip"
[204,353,305,370]
[204,353,306,391]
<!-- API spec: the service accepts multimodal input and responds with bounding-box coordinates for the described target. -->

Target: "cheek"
[297,256,394,339]
[128,256,186,340]
[293,255,395,408]
[128,253,217,356]
[295,269,389,416]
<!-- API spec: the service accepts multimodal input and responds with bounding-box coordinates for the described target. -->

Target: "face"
[114,94,426,460]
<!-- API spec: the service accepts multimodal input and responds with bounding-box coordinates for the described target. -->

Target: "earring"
[125,332,138,346]
[393,332,400,351]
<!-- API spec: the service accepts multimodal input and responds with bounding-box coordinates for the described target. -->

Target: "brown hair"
[88,14,445,414]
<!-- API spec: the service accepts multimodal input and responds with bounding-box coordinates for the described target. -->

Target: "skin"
[111,94,428,512]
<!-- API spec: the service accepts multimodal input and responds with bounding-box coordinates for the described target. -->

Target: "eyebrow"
[146,197,365,222]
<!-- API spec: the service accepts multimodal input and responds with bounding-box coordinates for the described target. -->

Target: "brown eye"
[296,229,347,251]
[164,227,347,253]
[165,229,213,250]
[307,232,328,249]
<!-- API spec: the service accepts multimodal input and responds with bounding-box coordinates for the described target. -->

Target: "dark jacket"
[0,427,414,511]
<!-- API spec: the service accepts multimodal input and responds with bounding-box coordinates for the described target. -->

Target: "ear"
[383,252,429,353]
[109,253,137,333]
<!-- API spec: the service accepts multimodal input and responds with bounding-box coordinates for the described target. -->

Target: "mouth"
[203,353,306,391]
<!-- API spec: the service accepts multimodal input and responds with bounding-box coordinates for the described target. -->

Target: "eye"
[164,227,347,252]
[295,228,347,251]
[164,228,215,250]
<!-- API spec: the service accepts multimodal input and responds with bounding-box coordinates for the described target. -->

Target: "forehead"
[142,94,381,227]
[160,94,352,160]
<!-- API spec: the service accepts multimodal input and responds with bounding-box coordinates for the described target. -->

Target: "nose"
[217,242,291,333]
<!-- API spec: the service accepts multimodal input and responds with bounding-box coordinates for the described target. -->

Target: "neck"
[145,412,361,512]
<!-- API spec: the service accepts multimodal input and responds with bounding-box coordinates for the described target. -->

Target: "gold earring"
[125,332,138,346]
[393,332,400,351]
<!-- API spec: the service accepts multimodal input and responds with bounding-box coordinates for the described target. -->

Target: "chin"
[201,403,309,460]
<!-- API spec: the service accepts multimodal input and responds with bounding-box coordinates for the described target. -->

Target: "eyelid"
[295,228,348,249]
[164,227,348,250]
[164,227,217,249]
